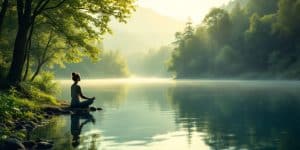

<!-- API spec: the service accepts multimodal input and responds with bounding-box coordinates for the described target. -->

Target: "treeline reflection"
[168,85,300,149]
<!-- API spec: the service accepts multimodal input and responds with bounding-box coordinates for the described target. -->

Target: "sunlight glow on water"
[32,79,300,149]
[58,77,174,84]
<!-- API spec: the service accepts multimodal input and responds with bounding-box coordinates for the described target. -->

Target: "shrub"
[32,71,60,95]
[19,82,58,105]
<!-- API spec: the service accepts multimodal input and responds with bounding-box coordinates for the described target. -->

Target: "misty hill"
[103,7,185,55]
[102,7,185,77]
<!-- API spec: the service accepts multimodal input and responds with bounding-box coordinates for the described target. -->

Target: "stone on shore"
[90,107,97,111]
[1,138,26,150]
[36,141,53,149]
[22,140,36,149]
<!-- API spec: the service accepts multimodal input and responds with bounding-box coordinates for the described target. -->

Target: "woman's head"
[72,72,81,82]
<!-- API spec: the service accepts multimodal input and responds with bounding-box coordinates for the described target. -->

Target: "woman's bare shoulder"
[71,84,81,89]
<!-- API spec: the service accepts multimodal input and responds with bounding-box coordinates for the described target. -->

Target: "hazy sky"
[137,0,232,23]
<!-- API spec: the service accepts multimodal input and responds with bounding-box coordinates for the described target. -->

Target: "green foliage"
[0,92,19,121]
[246,0,278,15]
[203,8,231,46]
[32,71,60,95]
[0,86,42,122]
[19,82,58,105]
[168,0,300,79]
[0,51,9,79]
[0,0,136,84]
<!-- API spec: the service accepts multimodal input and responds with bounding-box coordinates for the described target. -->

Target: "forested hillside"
[168,0,300,79]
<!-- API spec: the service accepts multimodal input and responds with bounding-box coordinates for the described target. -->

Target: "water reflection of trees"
[30,117,73,150]
[168,86,300,149]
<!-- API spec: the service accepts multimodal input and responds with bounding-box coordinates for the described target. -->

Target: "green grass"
[0,75,61,142]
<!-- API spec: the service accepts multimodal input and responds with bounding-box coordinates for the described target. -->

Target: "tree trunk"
[30,63,41,82]
[22,51,30,81]
[22,24,34,81]
[7,0,31,85]
[0,0,8,34]
[7,25,29,85]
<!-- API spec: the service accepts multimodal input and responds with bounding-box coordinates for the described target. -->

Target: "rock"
[36,115,43,121]
[69,111,74,115]
[35,138,42,143]
[90,107,97,111]
[24,124,34,131]
[60,109,71,115]
[46,111,54,116]
[22,140,36,149]
[15,124,24,130]
[44,114,51,119]
[32,118,39,123]
[27,121,36,127]
[43,106,64,115]
[0,123,6,128]
[36,141,53,149]
[1,138,26,150]
[8,135,23,141]
[97,107,103,111]
[5,120,14,127]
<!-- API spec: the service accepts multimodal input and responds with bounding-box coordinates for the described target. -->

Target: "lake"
[31,79,300,150]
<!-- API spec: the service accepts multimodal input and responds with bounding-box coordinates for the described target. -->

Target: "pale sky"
[137,0,232,23]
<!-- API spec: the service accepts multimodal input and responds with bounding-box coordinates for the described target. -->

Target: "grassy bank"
[0,73,60,142]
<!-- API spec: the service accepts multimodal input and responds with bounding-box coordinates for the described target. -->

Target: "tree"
[183,18,194,39]
[0,0,8,35]
[6,0,135,85]
[246,0,278,15]
[7,0,67,85]
[29,28,66,81]
[203,8,232,47]
[168,0,300,79]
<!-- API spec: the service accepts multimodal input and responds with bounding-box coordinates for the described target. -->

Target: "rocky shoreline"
[0,102,102,150]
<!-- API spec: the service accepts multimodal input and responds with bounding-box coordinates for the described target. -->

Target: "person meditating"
[71,72,95,108]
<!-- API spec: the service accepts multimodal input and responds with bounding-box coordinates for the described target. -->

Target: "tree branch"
[33,0,67,19]
[32,0,50,21]
[32,0,46,17]
[41,29,54,61]
[43,0,67,11]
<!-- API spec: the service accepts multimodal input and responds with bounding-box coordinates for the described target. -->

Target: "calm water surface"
[31,79,300,150]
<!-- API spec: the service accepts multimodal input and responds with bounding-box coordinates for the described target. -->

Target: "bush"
[0,92,19,121]
[0,87,39,121]
[19,82,58,105]
[32,71,60,95]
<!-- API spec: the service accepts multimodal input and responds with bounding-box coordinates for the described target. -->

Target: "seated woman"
[70,72,95,108]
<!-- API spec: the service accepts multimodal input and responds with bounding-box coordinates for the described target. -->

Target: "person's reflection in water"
[71,112,95,148]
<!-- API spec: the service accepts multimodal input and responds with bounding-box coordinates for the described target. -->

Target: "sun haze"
[137,0,232,23]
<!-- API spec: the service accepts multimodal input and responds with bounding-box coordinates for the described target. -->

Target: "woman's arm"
[77,86,92,100]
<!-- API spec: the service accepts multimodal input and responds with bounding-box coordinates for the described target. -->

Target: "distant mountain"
[103,7,185,55]
[102,7,185,76]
